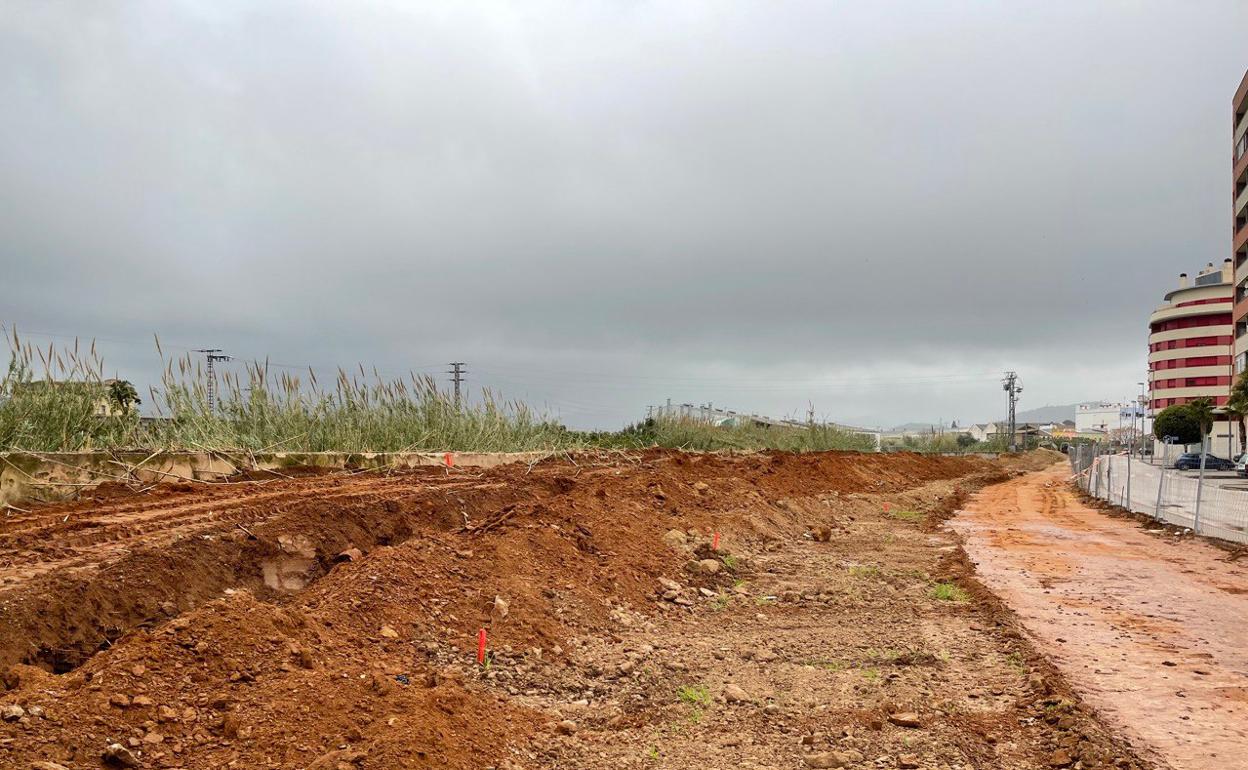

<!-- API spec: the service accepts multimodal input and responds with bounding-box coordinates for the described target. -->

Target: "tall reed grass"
[0,331,876,454]
[0,331,576,452]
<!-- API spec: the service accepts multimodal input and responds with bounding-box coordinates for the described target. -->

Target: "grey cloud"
[2,1,1246,428]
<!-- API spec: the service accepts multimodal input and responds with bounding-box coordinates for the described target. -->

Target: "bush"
[1152,404,1202,445]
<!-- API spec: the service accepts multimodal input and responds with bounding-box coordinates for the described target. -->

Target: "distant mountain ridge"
[888,404,1078,434]
[1013,404,1078,424]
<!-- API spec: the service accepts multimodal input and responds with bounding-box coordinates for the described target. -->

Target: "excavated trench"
[0,450,1008,678]
[0,469,568,675]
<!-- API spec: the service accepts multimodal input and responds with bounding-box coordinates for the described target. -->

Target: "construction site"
[4,4,1248,769]
[0,447,1243,770]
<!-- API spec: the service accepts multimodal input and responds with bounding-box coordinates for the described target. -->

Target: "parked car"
[1236,453,1248,477]
[1174,453,1236,471]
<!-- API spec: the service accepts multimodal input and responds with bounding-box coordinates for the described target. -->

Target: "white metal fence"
[1071,445,1248,544]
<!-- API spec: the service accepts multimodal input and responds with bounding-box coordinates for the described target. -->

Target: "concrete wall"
[0,450,553,509]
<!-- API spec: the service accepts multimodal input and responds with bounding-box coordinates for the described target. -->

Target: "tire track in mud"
[0,474,520,587]
[0,466,574,672]
[954,465,1248,770]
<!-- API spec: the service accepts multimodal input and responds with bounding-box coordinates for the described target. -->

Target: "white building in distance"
[1076,402,1150,435]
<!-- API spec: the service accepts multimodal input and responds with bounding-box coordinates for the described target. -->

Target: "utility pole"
[1002,371,1022,452]
[195,349,231,413]
[447,362,466,409]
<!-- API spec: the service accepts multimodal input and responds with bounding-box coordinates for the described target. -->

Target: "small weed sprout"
[677,684,712,707]
[930,582,970,602]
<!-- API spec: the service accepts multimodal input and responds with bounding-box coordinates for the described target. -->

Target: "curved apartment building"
[1148,262,1234,420]
[1231,69,1248,372]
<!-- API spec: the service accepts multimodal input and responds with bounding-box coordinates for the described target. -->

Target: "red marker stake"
[883,502,891,513]
[477,628,487,665]
[445,452,455,468]
[712,531,720,551]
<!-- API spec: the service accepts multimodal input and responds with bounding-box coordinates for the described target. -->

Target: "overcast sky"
[3,1,1247,429]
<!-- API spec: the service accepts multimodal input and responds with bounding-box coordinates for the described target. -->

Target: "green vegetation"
[890,509,924,522]
[1152,402,1208,446]
[930,582,970,602]
[0,333,877,454]
[848,564,881,578]
[880,431,1043,454]
[676,684,711,707]
[1,331,573,453]
[588,417,878,452]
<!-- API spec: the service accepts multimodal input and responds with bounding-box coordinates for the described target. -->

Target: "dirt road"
[954,465,1248,770]
[0,451,1149,769]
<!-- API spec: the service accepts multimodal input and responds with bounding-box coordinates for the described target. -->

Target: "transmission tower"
[195,349,232,412]
[447,362,466,408]
[1002,371,1023,452]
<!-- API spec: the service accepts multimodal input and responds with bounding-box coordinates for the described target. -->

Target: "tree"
[1228,371,1248,455]
[1152,404,1202,446]
[107,379,141,415]
[1186,397,1215,444]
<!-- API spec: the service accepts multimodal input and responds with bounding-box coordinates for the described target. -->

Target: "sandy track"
[953,465,1248,770]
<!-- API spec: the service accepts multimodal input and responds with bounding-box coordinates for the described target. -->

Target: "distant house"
[966,423,999,442]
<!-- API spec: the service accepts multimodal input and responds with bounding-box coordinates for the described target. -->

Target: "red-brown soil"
[0,451,1150,769]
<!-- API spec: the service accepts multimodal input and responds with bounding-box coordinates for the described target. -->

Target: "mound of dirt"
[0,450,1144,770]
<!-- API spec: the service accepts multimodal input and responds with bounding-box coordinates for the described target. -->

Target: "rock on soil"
[722,683,751,703]
[888,711,922,728]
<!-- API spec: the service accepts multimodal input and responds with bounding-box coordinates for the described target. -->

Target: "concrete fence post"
[1126,449,1132,511]
[1194,434,1207,534]
[1154,463,1165,522]
[1106,452,1112,504]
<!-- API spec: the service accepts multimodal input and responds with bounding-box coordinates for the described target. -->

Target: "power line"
[474,368,1000,393]
[4,325,445,379]
[472,363,1001,386]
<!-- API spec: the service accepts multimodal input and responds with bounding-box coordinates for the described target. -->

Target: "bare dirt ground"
[0,451,1149,769]
[953,464,1248,770]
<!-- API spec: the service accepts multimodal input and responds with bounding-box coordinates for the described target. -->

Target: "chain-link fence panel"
[1075,452,1248,544]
